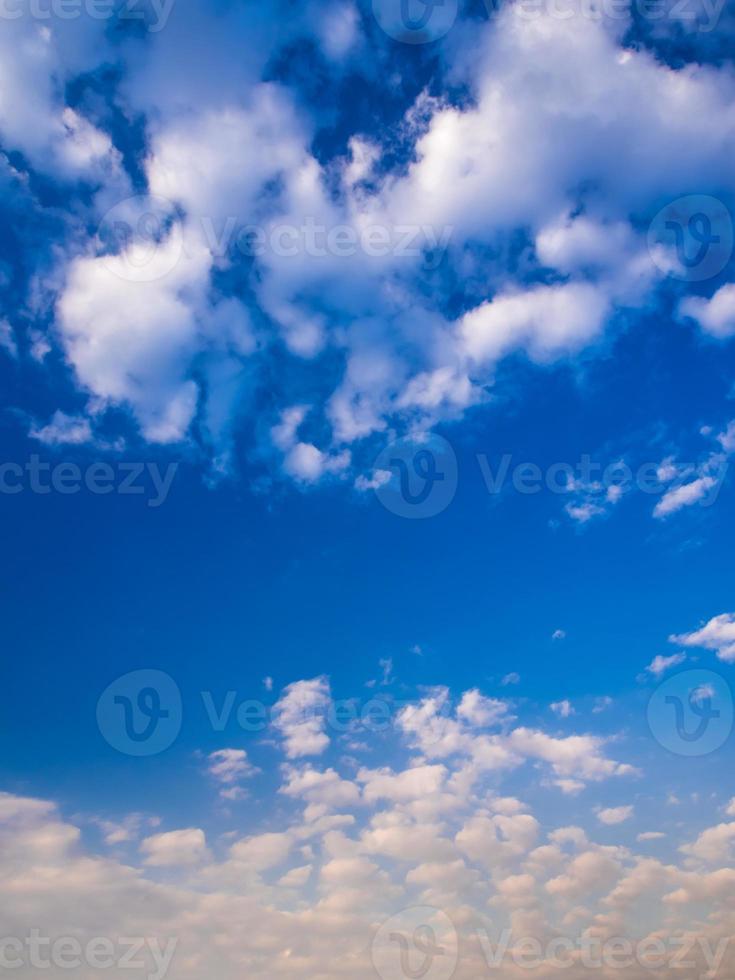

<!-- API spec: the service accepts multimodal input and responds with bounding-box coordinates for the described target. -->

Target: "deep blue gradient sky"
[2,310,734,831]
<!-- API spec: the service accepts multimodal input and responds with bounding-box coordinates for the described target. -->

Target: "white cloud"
[277,863,312,888]
[546,849,622,899]
[680,283,735,340]
[29,411,93,447]
[0,741,734,979]
[597,806,634,825]
[228,831,293,871]
[358,764,448,804]
[272,677,332,758]
[653,475,720,518]
[0,318,17,358]
[593,696,613,713]
[0,0,732,493]
[645,653,686,677]
[281,765,361,809]
[457,689,514,727]
[550,700,575,718]
[670,613,735,664]
[681,822,735,864]
[460,282,610,366]
[140,827,209,866]
[283,442,351,483]
[56,230,212,444]
[207,749,258,798]
[146,88,308,230]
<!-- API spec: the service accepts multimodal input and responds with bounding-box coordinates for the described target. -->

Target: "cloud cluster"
[0,665,733,980]
[670,612,735,663]
[0,0,733,493]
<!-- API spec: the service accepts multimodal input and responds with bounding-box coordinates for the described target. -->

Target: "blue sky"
[1,0,735,978]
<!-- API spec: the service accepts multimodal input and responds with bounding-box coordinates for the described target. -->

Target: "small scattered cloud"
[29,410,93,446]
[0,318,17,358]
[550,700,574,718]
[207,749,259,799]
[593,696,613,714]
[670,613,735,664]
[597,805,634,825]
[645,653,686,677]
[272,677,332,758]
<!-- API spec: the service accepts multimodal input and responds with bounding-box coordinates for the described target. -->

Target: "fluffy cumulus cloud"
[140,827,209,867]
[597,805,635,826]
[0,667,733,980]
[0,0,732,492]
[272,676,332,758]
[3,4,735,974]
[206,749,259,799]
[670,612,735,663]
